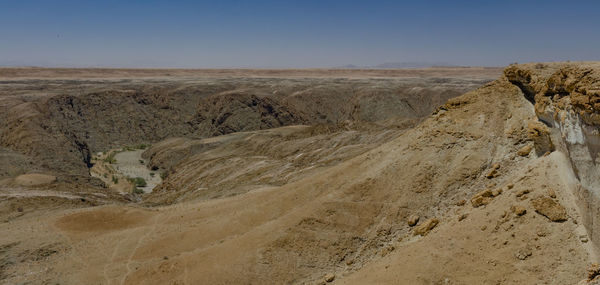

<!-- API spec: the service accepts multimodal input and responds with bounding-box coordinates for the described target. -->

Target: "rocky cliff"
[505,62,600,248]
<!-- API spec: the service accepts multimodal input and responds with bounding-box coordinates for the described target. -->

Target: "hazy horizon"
[2,0,599,68]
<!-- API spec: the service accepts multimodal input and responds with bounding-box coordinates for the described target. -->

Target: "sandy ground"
[339,152,595,284]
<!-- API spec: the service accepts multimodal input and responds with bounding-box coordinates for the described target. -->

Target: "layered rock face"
[505,62,600,246]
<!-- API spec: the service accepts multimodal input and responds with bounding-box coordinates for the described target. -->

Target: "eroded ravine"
[90,146,162,196]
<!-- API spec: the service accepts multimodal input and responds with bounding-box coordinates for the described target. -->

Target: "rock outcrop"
[531,196,568,222]
[413,218,439,236]
[527,121,555,155]
[505,62,600,246]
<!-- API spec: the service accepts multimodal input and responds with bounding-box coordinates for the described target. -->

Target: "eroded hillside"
[0,70,492,204]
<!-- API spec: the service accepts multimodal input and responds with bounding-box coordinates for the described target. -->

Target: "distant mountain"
[335,62,459,69]
[336,64,361,69]
[374,62,457,68]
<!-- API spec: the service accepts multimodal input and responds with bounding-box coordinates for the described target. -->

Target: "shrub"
[103,152,117,164]
[123,143,150,151]
[112,176,119,184]
[127,177,147,187]
[131,186,144,195]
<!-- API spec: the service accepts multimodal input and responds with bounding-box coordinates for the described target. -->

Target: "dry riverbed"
[90,146,161,194]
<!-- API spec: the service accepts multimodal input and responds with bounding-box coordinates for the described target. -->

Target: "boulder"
[516,189,530,198]
[471,189,494,207]
[486,163,501,178]
[492,188,503,197]
[517,144,533,156]
[407,214,420,227]
[531,197,567,222]
[527,121,555,155]
[515,248,532,260]
[413,218,439,236]
[511,205,527,216]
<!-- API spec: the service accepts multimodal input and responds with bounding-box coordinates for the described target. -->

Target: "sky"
[0,0,599,68]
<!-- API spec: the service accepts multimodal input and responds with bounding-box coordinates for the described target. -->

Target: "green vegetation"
[123,143,151,151]
[127,177,147,187]
[131,185,144,195]
[136,143,150,150]
[102,143,150,164]
[160,172,168,179]
[99,144,155,191]
[103,152,117,164]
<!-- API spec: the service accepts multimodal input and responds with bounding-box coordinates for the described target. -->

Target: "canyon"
[1,64,600,284]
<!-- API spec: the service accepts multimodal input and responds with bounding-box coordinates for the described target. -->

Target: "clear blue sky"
[1,0,598,68]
